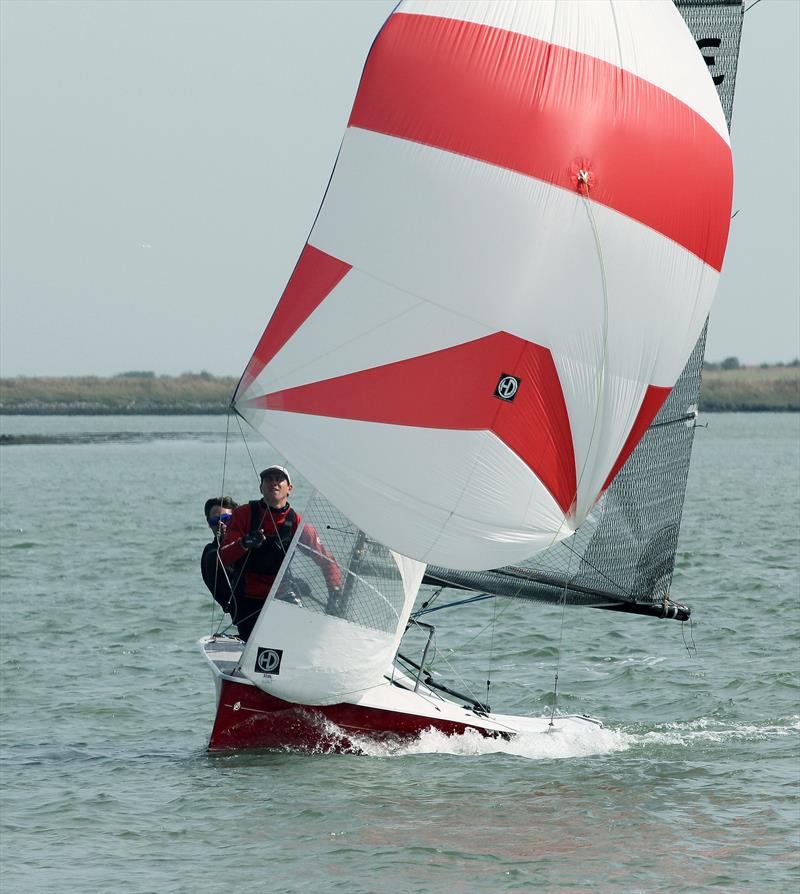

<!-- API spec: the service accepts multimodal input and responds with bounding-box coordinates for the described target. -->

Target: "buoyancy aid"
[236,500,298,578]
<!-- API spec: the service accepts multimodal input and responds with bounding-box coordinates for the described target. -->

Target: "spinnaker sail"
[233,0,735,572]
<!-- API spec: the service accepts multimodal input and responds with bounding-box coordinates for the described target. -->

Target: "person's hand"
[240,530,266,550]
[327,585,345,616]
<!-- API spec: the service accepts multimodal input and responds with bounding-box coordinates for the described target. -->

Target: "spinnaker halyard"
[200,0,742,753]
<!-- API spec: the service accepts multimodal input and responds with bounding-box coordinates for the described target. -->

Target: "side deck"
[200,634,249,682]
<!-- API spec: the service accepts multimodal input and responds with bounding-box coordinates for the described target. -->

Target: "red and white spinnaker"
[234,0,733,570]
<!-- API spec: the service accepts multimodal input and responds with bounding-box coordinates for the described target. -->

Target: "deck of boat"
[201,634,246,680]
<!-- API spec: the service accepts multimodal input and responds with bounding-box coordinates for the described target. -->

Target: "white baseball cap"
[260,465,291,485]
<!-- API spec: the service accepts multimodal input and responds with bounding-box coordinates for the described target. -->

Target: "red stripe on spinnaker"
[600,384,672,494]
[237,244,352,395]
[244,333,577,516]
[349,12,732,271]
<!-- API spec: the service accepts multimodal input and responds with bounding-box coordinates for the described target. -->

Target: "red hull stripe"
[245,332,577,515]
[349,12,732,271]
[239,244,352,394]
[209,677,506,752]
[600,384,672,493]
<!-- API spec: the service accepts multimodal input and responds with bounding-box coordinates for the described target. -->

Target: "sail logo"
[255,647,283,675]
[494,374,521,402]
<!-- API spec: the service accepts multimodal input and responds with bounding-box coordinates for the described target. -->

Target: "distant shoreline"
[0,404,230,416]
[0,367,798,415]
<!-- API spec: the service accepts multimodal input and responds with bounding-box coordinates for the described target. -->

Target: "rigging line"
[255,297,431,388]
[234,413,293,559]
[234,412,261,481]
[486,589,498,709]
[573,176,611,505]
[439,593,517,656]
[403,617,442,679]
[549,552,576,728]
[394,660,522,732]
[412,592,496,618]
[405,618,492,712]
[520,494,635,600]
[220,415,261,599]
[211,409,236,634]
[220,414,287,608]
[219,408,233,505]
[416,585,445,615]
[549,534,632,598]
[649,412,699,429]
[681,616,697,657]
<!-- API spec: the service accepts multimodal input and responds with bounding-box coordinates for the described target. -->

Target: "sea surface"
[0,413,797,893]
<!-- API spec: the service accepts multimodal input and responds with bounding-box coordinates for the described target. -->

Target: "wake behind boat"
[200,0,743,754]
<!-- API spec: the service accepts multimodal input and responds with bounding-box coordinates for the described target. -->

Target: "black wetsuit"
[201,540,232,610]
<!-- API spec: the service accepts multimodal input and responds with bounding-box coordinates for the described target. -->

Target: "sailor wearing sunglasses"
[201,496,238,609]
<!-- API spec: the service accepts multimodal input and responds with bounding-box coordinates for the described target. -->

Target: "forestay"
[234,0,734,571]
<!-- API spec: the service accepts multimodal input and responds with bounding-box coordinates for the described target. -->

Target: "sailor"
[201,496,238,610]
[219,465,343,641]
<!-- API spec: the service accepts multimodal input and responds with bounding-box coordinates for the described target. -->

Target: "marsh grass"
[700,365,799,411]
[0,373,237,414]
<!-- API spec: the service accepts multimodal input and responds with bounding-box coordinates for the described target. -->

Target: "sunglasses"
[208,513,232,526]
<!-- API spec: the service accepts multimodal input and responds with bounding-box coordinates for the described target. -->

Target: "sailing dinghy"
[201,0,743,753]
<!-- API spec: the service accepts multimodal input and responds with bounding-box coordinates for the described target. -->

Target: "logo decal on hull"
[255,647,283,675]
[494,374,520,401]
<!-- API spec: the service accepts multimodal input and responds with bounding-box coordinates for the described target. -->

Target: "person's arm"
[201,542,217,592]
[219,505,251,567]
[300,523,343,590]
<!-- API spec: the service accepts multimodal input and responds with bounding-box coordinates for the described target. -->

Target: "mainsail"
[426,0,745,619]
[233,0,734,577]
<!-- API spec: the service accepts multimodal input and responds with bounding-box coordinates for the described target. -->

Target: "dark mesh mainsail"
[426,1,744,620]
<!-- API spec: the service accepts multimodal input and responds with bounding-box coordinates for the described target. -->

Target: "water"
[0,414,797,893]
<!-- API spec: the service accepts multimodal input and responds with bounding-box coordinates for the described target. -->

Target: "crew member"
[201,496,238,610]
[220,466,342,640]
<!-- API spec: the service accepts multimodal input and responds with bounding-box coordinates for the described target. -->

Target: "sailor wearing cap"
[219,464,342,640]
[259,465,292,508]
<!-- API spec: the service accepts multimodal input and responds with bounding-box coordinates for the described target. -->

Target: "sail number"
[697,38,726,86]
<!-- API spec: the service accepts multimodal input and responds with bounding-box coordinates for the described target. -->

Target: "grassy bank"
[699,365,799,412]
[0,366,797,414]
[0,373,237,414]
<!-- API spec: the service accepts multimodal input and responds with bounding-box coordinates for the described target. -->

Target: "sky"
[1,0,798,378]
